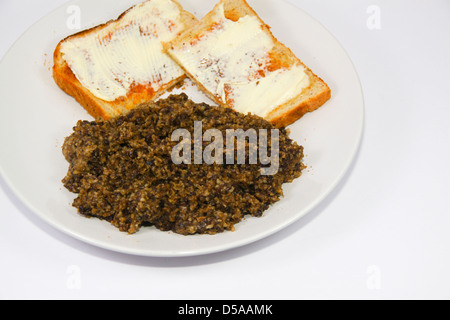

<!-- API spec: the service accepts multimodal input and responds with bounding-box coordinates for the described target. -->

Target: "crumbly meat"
[62,93,305,235]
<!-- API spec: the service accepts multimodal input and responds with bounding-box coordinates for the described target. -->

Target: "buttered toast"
[164,0,331,127]
[53,0,197,120]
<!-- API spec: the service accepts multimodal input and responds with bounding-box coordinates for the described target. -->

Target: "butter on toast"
[164,0,331,127]
[53,0,198,120]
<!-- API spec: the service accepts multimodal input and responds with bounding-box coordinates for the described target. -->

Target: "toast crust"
[164,0,331,127]
[267,82,332,127]
[53,0,198,120]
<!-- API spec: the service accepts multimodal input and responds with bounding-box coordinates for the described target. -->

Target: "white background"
[1,0,449,300]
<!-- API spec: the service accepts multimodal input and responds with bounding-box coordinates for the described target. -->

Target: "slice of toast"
[53,0,198,120]
[164,0,331,127]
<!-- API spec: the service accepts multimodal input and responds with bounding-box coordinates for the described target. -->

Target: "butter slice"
[60,0,187,102]
[168,3,310,118]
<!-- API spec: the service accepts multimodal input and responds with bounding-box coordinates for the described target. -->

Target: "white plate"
[0,0,364,257]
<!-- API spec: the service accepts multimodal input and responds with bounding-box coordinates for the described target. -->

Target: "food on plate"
[62,94,305,235]
[52,0,198,120]
[164,0,331,127]
[55,0,331,236]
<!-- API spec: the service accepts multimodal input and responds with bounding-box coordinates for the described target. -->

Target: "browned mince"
[62,93,305,235]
